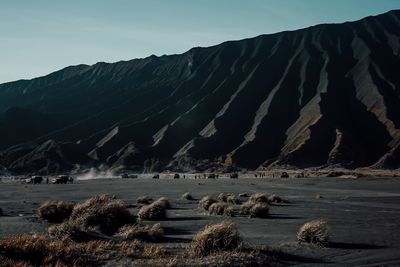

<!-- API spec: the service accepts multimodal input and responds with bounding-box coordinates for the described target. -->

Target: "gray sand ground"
[1,176,400,266]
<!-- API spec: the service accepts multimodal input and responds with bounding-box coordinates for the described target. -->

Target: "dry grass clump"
[208,202,235,217]
[208,202,225,215]
[198,195,217,211]
[138,202,167,221]
[0,234,47,266]
[120,239,143,257]
[153,197,171,209]
[0,234,100,266]
[240,201,254,216]
[117,223,163,241]
[223,206,235,217]
[137,196,170,221]
[217,192,228,202]
[217,193,240,204]
[240,201,270,218]
[249,203,269,218]
[191,223,242,256]
[137,195,153,205]
[37,201,75,223]
[297,220,330,245]
[249,192,269,203]
[267,194,287,204]
[142,244,167,258]
[70,194,135,235]
[47,221,88,241]
[239,192,248,198]
[182,192,194,200]
[0,257,28,267]
[227,195,241,205]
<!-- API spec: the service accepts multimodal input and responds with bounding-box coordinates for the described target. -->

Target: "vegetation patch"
[137,195,153,205]
[267,194,288,204]
[198,195,218,211]
[70,194,135,235]
[240,201,270,218]
[191,222,242,256]
[217,192,229,202]
[240,201,254,216]
[0,234,107,266]
[249,192,269,203]
[249,203,270,218]
[153,197,171,209]
[239,192,248,198]
[297,219,330,245]
[138,202,167,221]
[117,223,163,242]
[142,244,167,258]
[227,195,241,205]
[182,192,194,200]
[208,202,235,217]
[38,200,75,223]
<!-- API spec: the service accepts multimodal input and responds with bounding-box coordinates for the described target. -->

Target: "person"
[46,178,49,184]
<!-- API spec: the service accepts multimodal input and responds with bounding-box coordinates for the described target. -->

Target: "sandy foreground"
[1,176,400,266]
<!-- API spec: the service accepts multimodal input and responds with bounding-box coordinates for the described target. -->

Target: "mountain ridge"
[1,9,400,174]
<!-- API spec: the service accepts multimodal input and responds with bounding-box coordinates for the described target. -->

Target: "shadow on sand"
[156,236,192,243]
[163,227,193,236]
[328,242,387,250]
[268,250,330,264]
[269,214,304,220]
[163,216,205,222]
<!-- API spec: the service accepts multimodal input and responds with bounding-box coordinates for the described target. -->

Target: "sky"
[0,0,399,83]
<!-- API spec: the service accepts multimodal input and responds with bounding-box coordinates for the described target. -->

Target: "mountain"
[1,10,400,174]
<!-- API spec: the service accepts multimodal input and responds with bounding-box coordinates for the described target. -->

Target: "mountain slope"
[1,10,400,174]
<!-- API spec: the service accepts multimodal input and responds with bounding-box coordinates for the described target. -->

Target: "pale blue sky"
[0,0,399,83]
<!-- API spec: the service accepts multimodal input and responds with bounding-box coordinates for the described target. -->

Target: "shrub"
[0,257,28,267]
[138,203,167,221]
[48,221,87,241]
[208,202,226,216]
[208,203,235,217]
[142,244,167,258]
[0,234,47,265]
[0,234,97,266]
[240,201,254,215]
[120,239,143,258]
[191,223,242,256]
[227,195,241,205]
[117,223,163,241]
[217,193,228,202]
[154,197,171,209]
[249,192,269,203]
[37,201,75,223]
[267,194,287,204]
[182,192,194,200]
[137,196,153,205]
[198,196,217,211]
[239,192,248,198]
[223,206,235,217]
[297,220,330,245]
[70,194,135,235]
[249,203,269,218]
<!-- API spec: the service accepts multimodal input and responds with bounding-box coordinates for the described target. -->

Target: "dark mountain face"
[1,10,400,174]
